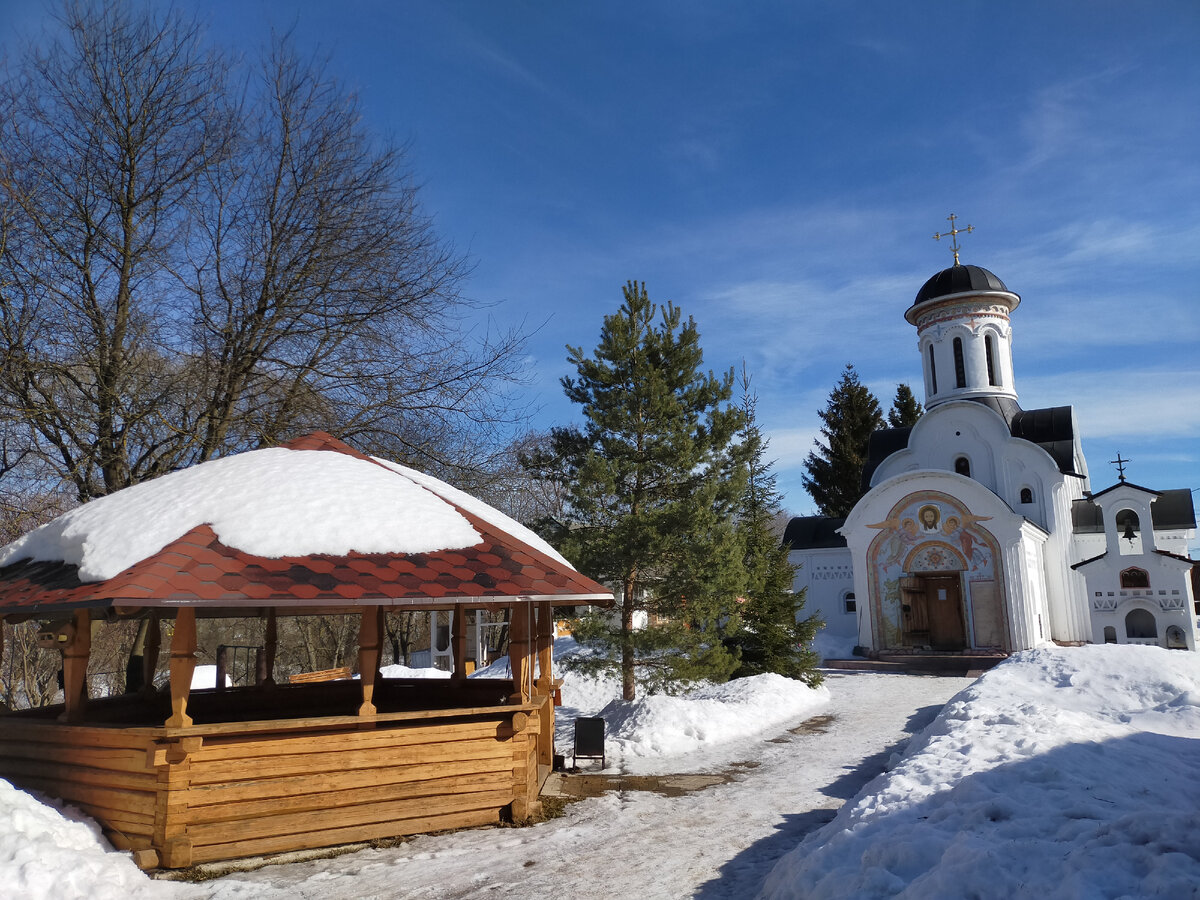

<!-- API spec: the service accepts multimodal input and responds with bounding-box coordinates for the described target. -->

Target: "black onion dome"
[912,264,1010,307]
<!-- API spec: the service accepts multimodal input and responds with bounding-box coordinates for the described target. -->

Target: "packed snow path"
[201,672,973,900]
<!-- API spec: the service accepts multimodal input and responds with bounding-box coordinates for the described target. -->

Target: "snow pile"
[761,644,1200,899]
[473,637,829,767]
[600,673,830,762]
[0,448,484,581]
[379,663,450,679]
[811,628,859,664]
[0,779,186,900]
[190,665,232,690]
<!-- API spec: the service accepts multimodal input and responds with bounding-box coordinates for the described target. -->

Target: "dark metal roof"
[910,264,1012,310]
[782,516,848,550]
[1009,406,1080,476]
[1072,488,1197,534]
[860,427,913,491]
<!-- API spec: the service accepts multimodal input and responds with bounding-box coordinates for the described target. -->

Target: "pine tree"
[728,370,822,685]
[802,364,883,517]
[888,383,924,428]
[541,281,747,701]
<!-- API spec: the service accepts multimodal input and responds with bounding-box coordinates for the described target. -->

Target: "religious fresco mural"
[865,490,1007,650]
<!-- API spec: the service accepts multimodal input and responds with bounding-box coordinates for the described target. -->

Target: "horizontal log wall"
[0,722,160,856]
[0,703,544,869]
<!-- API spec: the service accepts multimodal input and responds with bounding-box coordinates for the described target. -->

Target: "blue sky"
[4,1,1199,524]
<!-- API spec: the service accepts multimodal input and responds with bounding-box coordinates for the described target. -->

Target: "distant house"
[788,261,1197,657]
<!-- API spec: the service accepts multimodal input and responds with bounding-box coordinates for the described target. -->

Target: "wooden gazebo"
[0,433,611,869]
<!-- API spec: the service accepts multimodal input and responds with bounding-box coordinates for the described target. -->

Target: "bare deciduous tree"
[0,2,527,504]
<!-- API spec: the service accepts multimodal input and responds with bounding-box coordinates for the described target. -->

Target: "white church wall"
[1078,548,1197,651]
[789,547,856,642]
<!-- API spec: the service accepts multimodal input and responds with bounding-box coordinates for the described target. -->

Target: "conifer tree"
[802,364,883,517]
[728,370,822,685]
[542,281,747,700]
[888,383,924,428]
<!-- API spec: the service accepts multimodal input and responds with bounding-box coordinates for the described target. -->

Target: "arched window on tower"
[1019,487,1033,504]
[953,337,966,388]
[985,334,999,386]
[955,456,971,477]
[928,345,937,394]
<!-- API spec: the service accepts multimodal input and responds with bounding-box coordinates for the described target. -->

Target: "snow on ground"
[5,644,1199,899]
[0,779,190,900]
[761,644,1200,900]
[198,668,964,900]
[379,664,450,679]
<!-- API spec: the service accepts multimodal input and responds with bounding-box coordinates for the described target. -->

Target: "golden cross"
[933,213,974,266]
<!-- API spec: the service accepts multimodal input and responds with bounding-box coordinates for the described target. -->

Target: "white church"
[787,252,1198,657]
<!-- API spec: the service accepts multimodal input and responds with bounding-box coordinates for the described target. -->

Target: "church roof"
[0,433,612,615]
[1072,488,1196,534]
[909,264,1013,311]
[782,516,848,550]
[860,401,1082,490]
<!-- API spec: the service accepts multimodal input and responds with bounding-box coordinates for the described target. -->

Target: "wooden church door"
[925,575,966,650]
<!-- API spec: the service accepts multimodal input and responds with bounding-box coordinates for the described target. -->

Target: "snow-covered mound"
[761,644,1200,900]
[0,448,482,581]
[0,779,185,900]
[379,663,450,679]
[601,672,830,760]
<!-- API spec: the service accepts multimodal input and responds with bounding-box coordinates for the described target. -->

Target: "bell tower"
[906,217,1021,410]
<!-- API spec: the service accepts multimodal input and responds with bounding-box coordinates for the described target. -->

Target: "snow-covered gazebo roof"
[0,432,610,614]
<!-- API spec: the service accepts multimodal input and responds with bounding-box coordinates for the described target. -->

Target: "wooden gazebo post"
[451,605,467,685]
[358,606,384,716]
[508,603,533,702]
[59,609,91,723]
[262,608,277,686]
[165,608,197,728]
[141,611,161,697]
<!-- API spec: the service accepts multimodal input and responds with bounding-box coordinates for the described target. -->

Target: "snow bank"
[761,644,1200,899]
[0,448,481,581]
[0,779,186,900]
[600,673,830,761]
[190,665,231,690]
[379,663,450,679]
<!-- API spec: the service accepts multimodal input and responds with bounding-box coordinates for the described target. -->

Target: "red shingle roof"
[0,434,611,614]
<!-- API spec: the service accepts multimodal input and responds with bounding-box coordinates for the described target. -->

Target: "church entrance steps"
[823,652,1006,677]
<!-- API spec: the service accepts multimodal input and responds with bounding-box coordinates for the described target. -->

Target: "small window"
[1102,626,1117,644]
[1019,487,1033,504]
[953,337,966,388]
[1125,608,1157,639]
[985,334,998,386]
[928,345,937,394]
[843,592,856,614]
[955,456,971,477]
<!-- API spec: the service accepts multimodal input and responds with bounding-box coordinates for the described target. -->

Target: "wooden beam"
[165,608,197,728]
[263,608,278,686]
[59,609,91,723]
[451,606,467,685]
[535,601,553,696]
[357,606,383,716]
[508,604,532,702]
[142,612,161,697]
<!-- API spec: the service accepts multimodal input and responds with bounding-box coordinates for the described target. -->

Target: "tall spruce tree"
[888,383,924,427]
[802,364,883,517]
[544,282,747,700]
[728,370,822,685]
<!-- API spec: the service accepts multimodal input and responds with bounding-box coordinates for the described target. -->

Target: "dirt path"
[198,672,975,900]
